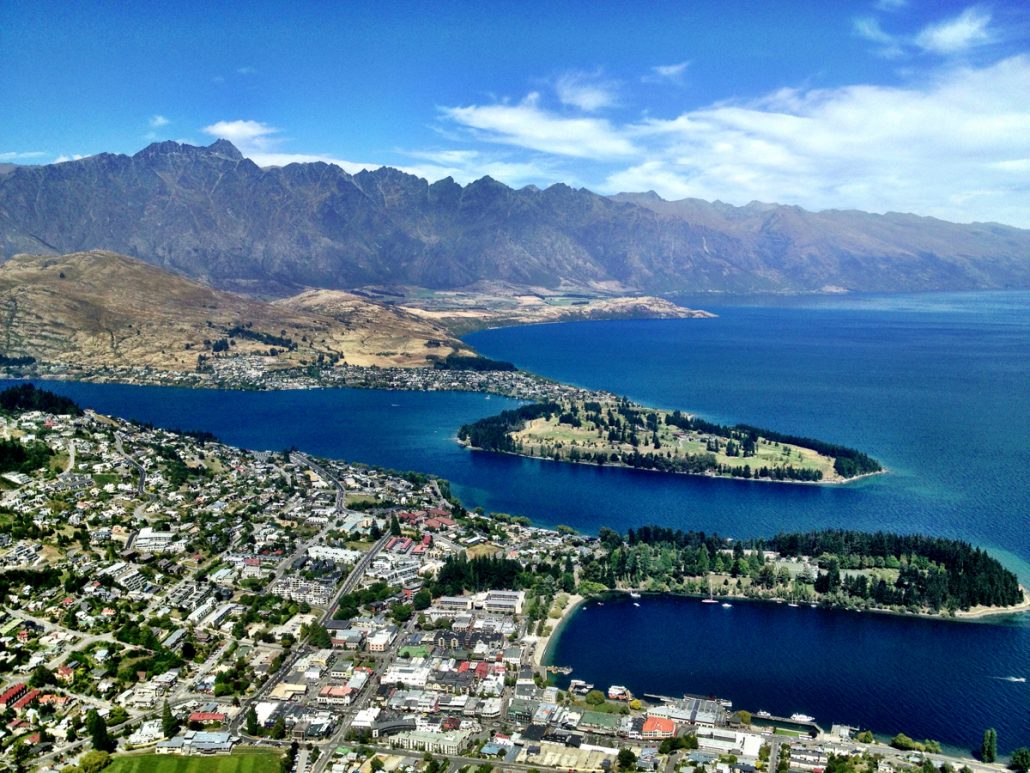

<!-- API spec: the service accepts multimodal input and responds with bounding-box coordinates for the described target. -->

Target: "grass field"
[512,399,838,481]
[107,747,282,773]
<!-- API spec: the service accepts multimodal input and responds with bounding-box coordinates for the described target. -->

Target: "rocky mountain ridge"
[1,140,1027,295]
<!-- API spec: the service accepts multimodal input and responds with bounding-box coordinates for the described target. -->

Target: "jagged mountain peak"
[0,141,1027,295]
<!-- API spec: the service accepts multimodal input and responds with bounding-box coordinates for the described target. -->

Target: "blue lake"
[10,290,1030,753]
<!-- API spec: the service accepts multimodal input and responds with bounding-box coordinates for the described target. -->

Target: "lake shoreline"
[561,585,1030,630]
[461,441,887,487]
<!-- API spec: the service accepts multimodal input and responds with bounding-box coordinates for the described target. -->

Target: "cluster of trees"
[433,354,516,371]
[579,526,1021,613]
[431,553,526,596]
[0,437,52,475]
[581,527,744,588]
[665,410,882,477]
[0,354,35,366]
[0,567,62,602]
[226,325,296,350]
[458,403,560,452]
[0,383,82,415]
[334,581,398,620]
[114,623,184,678]
[771,531,1024,610]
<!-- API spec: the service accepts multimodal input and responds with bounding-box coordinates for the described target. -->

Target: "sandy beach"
[532,593,585,669]
[954,585,1030,619]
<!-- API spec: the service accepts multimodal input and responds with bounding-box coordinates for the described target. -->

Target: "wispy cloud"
[0,151,47,162]
[236,66,256,75]
[855,5,996,58]
[149,115,170,129]
[437,55,1030,227]
[915,6,993,54]
[645,61,690,83]
[441,93,637,158]
[203,119,379,171]
[203,119,281,151]
[54,154,85,163]
[554,71,618,112]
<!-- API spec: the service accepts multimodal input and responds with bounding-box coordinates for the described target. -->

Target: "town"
[0,387,1024,773]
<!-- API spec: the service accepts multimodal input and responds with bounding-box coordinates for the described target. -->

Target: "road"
[114,432,146,497]
[229,533,389,744]
[291,452,346,514]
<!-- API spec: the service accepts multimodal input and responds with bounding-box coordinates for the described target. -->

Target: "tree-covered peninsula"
[458,397,882,483]
[577,526,1024,615]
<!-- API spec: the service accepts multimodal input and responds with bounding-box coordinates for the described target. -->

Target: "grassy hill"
[0,251,473,371]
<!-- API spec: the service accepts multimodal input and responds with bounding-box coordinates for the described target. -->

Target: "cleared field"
[107,748,281,773]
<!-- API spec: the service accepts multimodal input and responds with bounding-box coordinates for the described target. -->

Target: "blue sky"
[2,0,1029,226]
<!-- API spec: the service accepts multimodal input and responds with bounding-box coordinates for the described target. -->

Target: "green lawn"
[108,747,282,773]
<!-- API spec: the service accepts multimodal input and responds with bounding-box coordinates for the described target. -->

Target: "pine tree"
[161,699,178,738]
[981,728,997,763]
[245,705,259,736]
[85,708,115,753]
[389,513,401,537]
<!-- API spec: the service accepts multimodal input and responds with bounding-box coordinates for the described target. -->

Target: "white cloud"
[236,66,256,75]
[441,94,637,158]
[554,71,618,112]
[203,119,281,151]
[402,148,576,189]
[437,55,1030,226]
[875,0,908,10]
[915,6,992,54]
[202,119,381,172]
[855,6,996,58]
[54,154,85,163]
[0,151,47,162]
[149,115,170,129]
[648,61,690,81]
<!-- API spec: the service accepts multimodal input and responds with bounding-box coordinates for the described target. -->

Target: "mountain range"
[1,140,1028,295]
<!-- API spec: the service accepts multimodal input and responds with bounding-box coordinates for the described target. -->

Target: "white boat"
[629,591,642,599]
[702,578,719,604]
[788,602,799,608]
[755,710,771,718]
[721,602,733,608]
[633,602,640,607]
[1003,676,1026,683]
[790,713,815,723]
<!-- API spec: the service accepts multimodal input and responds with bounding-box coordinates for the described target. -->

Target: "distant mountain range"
[1,140,1028,295]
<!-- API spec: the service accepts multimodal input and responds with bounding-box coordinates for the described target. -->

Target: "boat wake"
[993,676,1026,683]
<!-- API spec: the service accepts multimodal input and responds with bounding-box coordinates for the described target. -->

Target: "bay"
[549,594,1030,754]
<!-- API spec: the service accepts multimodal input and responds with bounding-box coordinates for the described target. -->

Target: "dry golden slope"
[0,251,471,370]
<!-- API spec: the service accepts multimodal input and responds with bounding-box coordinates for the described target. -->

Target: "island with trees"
[458,396,882,484]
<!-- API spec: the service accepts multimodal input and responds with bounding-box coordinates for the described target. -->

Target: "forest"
[0,383,82,416]
[458,402,561,452]
[579,526,1023,613]
[433,353,516,371]
[0,437,53,475]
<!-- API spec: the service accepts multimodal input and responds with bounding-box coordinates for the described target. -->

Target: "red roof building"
[642,716,676,739]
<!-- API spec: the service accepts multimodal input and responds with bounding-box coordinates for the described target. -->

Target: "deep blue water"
[550,594,1030,754]
[10,290,1030,752]
[466,292,1030,579]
